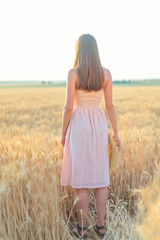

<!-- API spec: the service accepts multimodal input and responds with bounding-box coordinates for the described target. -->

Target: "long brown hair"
[73,34,105,92]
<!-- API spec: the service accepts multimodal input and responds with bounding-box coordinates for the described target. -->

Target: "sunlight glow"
[0,0,160,80]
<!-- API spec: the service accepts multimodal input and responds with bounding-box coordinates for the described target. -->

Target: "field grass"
[0,86,159,239]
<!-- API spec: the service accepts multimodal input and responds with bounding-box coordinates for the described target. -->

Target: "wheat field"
[0,86,159,240]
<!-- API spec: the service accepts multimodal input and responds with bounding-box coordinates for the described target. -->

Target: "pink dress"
[60,88,110,189]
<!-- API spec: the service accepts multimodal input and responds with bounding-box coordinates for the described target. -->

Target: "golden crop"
[0,86,159,239]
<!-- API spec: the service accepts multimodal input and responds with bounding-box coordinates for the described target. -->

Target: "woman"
[60,34,120,239]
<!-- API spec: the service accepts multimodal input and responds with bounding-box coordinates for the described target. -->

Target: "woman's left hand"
[61,134,66,147]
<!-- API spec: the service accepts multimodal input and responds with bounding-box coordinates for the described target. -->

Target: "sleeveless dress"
[60,88,110,189]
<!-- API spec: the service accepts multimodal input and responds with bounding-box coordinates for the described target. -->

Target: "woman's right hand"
[112,134,121,152]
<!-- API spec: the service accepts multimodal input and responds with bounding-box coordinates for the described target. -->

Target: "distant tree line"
[41,81,53,84]
[113,80,131,84]
[41,79,160,86]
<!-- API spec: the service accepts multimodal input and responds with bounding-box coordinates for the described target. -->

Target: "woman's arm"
[103,69,118,136]
[61,69,77,136]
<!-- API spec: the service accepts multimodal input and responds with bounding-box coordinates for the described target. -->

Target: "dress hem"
[61,182,110,189]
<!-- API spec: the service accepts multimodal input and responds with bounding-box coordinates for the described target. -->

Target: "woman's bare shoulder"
[69,67,78,74]
[67,68,79,85]
[102,67,111,76]
[102,67,111,89]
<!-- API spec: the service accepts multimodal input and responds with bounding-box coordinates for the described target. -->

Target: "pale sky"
[0,0,160,81]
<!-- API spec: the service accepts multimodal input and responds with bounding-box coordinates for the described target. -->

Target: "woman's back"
[61,67,110,188]
[75,89,103,108]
